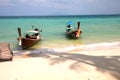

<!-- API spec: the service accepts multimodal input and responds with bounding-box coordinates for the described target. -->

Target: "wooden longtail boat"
[17,27,41,49]
[66,22,82,39]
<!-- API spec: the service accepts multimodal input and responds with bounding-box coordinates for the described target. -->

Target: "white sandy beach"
[0,47,120,80]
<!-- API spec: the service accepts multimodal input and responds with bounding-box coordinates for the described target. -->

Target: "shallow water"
[0,15,120,50]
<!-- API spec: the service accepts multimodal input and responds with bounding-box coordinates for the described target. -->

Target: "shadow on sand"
[15,48,120,79]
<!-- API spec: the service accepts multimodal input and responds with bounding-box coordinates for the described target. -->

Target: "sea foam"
[54,42,120,52]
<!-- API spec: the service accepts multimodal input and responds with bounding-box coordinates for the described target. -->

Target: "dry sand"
[0,48,120,80]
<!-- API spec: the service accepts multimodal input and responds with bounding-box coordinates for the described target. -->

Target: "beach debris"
[0,43,13,62]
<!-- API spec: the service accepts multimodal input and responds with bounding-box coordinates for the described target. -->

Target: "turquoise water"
[0,15,120,49]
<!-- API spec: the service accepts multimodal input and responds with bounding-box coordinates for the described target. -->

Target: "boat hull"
[20,38,40,49]
[66,29,80,39]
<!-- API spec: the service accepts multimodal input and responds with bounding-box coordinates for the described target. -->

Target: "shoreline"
[13,45,120,56]
[0,43,120,80]
[0,48,120,80]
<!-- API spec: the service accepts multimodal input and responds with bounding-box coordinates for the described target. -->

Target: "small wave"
[54,42,120,52]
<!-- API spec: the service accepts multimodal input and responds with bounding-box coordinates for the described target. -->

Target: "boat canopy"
[27,30,39,33]
[24,30,39,36]
[66,21,76,29]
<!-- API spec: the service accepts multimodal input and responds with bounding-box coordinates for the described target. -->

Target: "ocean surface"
[0,15,120,50]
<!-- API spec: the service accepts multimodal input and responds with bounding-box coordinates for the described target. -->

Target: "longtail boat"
[17,27,41,49]
[66,22,82,39]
